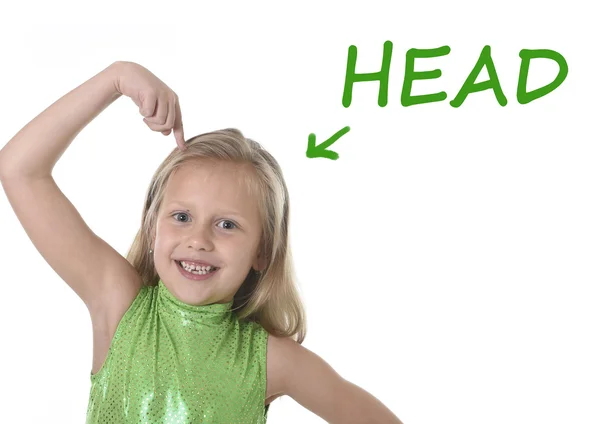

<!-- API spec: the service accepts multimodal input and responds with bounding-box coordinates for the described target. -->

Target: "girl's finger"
[140,92,158,118]
[143,98,172,132]
[154,96,174,132]
[164,96,176,131]
[144,117,169,131]
[173,98,186,151]
[146,93,169,125]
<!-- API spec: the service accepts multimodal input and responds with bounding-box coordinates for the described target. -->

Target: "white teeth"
[180,261,215,273]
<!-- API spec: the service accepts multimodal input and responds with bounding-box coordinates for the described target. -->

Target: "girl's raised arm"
[0,61,183,317]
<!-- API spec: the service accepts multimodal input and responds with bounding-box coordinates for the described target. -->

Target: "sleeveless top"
[86,279,270,423]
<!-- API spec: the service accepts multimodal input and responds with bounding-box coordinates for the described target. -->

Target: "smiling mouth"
[175,260,219,275]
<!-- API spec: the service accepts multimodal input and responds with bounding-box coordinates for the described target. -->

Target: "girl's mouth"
[175,260,219,280]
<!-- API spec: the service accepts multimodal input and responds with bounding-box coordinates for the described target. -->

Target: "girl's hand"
[114,61,186,151]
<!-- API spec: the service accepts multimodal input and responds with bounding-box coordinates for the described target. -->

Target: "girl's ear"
[254,250,268,272]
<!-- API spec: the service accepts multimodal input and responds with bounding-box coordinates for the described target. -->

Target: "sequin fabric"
[86,279,270,423]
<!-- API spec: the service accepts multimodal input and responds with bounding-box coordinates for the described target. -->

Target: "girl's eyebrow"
[166,200,191,209]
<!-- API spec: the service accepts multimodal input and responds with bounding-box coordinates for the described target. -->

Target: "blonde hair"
[125,128,306,344]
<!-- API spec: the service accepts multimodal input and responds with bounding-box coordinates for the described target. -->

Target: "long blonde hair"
[125,128,306,344]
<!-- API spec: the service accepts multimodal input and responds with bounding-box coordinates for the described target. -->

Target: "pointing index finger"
[173,97,186,151]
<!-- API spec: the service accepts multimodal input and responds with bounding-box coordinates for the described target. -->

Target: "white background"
[0,1,598,423]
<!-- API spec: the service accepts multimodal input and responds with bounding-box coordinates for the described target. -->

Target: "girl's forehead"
[163,161,260,205]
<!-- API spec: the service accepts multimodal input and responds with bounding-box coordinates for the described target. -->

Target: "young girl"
[0,61,403,423]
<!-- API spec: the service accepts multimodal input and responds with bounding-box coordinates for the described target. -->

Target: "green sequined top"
[86,279,270,423]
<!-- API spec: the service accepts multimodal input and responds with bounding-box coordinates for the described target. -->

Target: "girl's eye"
[173,212,190,223]
[172,213,237,230]
[218,220,237,230]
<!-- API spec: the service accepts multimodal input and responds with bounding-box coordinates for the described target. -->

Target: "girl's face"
[152,159,265,306]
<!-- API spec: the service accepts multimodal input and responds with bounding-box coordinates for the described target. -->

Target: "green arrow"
[306,126,350,160]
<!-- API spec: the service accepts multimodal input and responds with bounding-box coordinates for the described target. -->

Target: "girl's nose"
[187,225,215,251]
